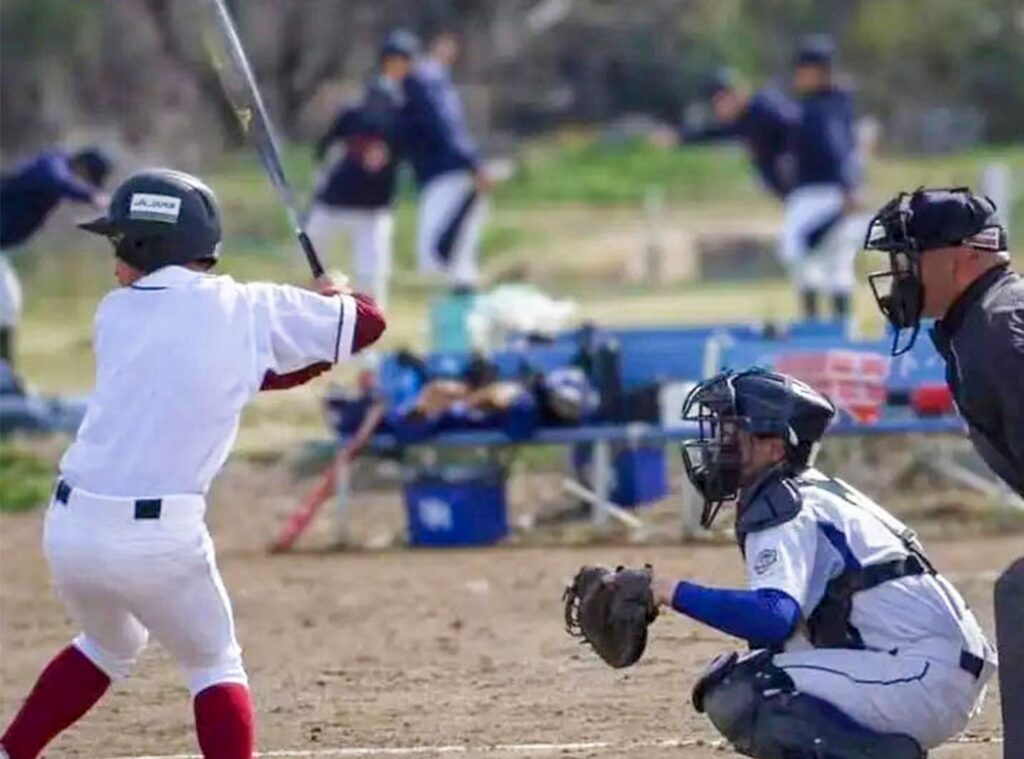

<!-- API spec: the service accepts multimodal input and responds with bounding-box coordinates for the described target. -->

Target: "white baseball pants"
[305,204,394,311]
[779,184,868,295]
[774,646,991,749]
[0,254,23,328]
[42,485,246,696]
[417,170,488,288]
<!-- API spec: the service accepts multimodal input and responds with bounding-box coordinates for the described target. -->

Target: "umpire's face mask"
[865,198,925,356]
[680,380,743,529]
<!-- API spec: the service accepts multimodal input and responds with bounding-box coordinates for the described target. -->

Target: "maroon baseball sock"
[194,682,254,759]
[1,645,111,759]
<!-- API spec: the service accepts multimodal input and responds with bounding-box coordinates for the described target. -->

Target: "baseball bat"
[198,0,326,278]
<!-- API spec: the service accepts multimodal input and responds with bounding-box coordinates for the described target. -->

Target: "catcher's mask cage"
[680,369,836,528]
[864,186,1008,356]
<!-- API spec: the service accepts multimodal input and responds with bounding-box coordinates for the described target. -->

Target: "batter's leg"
[996,557,1024,759]
[132,530,251,758]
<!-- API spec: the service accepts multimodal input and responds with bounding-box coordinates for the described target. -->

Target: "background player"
[667,68,797,202]
[862,186,1023,758]
[305,30,419,313]
[0,169,385,759]
[779,35,863,321]
[0,147,111,369]
[403,28,492,293]
[649,369,995,757]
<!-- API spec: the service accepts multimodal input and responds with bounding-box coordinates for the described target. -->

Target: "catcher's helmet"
[680,369,836,528]
[79,169,222,273]
[863,186,1008,354]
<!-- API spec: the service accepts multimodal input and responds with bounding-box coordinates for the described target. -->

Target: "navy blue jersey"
[1,150,97,248]
[684,88,797,199]
[793,87,859,190]
[402,60,480,187]
[315,78,404,210]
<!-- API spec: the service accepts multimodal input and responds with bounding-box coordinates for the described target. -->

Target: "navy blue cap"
[702,67,737,99]
[71,147,112,188]
[380,29,420,60]
[794,34,836,67]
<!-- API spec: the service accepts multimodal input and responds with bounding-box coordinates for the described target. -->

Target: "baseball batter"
[0,169,385,759]
[403,28,491,291]
[652,369,996,757]
[306,30,419,313]
[780,35,864,321]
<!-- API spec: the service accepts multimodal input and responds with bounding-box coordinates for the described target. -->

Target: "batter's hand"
[314,273,352,297]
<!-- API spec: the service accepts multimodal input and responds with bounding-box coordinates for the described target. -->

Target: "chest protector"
[737,472,937,650]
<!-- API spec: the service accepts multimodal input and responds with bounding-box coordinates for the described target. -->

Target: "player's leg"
[304,203,348,271]
[779,189,819,319]
[995,557,1024,759]
[447,179,487,291]
[0,253,24,370]
[351,209,394,311]
[417,172,467,278]
[691,649,961,757]
[3,500,149,758]
[132,527,251,759]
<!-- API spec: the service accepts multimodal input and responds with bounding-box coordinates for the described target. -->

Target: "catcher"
[565,368,995,758]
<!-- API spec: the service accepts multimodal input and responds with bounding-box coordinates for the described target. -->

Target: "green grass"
[0,443,55,512]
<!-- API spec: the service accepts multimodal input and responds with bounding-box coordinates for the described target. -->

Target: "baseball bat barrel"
[199,0,327,279]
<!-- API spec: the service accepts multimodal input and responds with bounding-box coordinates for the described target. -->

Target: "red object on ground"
[775,350,890,423]
[911,384,955,416]
[194,682,254,759]
[1,645,111,759]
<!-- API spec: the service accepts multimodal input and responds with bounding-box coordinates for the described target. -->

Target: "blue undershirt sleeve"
[671,581,801,646]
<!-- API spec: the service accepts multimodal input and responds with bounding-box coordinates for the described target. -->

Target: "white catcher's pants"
[43,484,246,695]
[779,184,869,295]
[305,204,394,311]
[417,170,488,288]
[774,645,991,749]
[0,253,23,328]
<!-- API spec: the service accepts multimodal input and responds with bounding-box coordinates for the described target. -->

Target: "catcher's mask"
[680,369,836,528]
[864,187,1007,356]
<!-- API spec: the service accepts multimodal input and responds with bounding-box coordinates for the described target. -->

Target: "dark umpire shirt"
[1,150,97,248]
[314,78,403,210]
[683,88,797,199]
[930,265,1024,497]
[793,87,859,190]
[402,59,480,188]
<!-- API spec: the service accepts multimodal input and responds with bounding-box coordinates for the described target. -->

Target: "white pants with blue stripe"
[779,184,869,295]
[417,170,488,288]
[774,647,989,749]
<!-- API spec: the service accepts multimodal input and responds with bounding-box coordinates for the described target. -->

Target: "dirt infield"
[0,463,1012,759]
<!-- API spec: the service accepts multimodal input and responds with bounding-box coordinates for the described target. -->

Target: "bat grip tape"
[297,230,326,278]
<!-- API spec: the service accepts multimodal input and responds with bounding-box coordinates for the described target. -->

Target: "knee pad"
[185,647,248,696]
[693,651,923,759]
[73,631,147,681]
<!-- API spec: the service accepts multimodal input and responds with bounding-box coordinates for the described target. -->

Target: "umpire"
[863,186,1023,757]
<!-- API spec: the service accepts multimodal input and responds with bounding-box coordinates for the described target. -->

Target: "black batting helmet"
[863,186,1008,354]
[79,169,222,273]
[680,369,836,528]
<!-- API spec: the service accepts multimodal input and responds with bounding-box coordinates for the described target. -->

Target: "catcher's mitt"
[563,564,658,668]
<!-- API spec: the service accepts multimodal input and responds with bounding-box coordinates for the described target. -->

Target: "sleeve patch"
[753,548,780,576]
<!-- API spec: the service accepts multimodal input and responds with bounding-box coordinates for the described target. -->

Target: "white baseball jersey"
[742,468,996,748]
[60,265,357,497]
[47,264,358,695]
